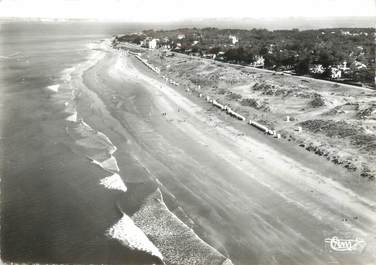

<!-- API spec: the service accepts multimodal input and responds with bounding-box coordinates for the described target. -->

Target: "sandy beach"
[72,43,376,264]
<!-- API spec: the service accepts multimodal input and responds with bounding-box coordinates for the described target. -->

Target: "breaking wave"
[65,110,78,122]
[45,39,232,263]
[90,155,120,173]
[132,188,233,265]
[46,84,60,93]
[51,39,127,191]
[100,173,127,192]
[106,213,163,261]
[47,39,165,260]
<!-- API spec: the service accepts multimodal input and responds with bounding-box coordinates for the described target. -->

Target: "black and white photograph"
[0,1,375,264]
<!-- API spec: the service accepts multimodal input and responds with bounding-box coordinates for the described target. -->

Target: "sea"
[0,21,158,264]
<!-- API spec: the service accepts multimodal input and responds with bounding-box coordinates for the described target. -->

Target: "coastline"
[1,37,159,264]
[71,39,234,264]
[79,42,376,264]
[3,32,375,264]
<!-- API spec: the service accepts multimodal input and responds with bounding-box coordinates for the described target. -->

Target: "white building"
[177,34,185,40]
[148,39,159,49]
[140,38,150,48]
[338,61,351,73]
[331,67,342,79]
[351,61,367,70]
[253,56,265,67]
[310,64,325,74]
[229,35,238,45]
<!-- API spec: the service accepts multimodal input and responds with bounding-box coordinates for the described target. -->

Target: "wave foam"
[100,173,127,192]
[132,189,232,265]
[97,131,117,155]
[65,111,78,122]
[47,84,60,92]
[107,213,163,260]
[75,130,117,155]
[91,155,119,173]
[61,67,76,82]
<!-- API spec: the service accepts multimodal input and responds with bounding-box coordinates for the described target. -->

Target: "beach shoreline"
[76,42,376,264]
[2,29,375,264]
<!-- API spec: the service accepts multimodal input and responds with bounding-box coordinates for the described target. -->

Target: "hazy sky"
[0,0,375,22]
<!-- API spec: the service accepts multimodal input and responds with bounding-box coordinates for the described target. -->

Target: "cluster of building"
[131,32,370,82]
[140,37,160,49]
[310,61,368,79]
[320,30,372,37]
[137,33,268,68]
[340,30,370,36]
[229,35,239,45]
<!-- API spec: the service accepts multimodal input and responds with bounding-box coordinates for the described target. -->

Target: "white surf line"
[82,43,163,260]
[106,213,163,261]
[78,123,126,191]
[91,155,120,173]
[46,84,60,93]
[100,173,127,192]
[100,53,173,260]
[97,131,118,155]
[61,66,76,82]
[61,40,161,260]
[83,44,130,191]
[132,188,233,265]
[65,110,78,122]
[78,125,123,179]
[131,154,234,263]
[60,39,128,194]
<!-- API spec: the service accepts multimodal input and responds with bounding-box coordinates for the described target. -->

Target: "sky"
[0,0,375,22]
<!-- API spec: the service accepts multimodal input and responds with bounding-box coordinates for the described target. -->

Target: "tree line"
[117,27,375,88]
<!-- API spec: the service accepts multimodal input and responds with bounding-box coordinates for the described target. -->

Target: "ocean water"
[0,21,160,264]
[0,20,236,265]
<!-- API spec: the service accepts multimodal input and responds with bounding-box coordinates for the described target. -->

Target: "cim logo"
[325,236,366,253]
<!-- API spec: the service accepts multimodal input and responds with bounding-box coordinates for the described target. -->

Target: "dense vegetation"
[116,27,375,88]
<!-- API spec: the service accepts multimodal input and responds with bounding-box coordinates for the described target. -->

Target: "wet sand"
[77,47,376,265]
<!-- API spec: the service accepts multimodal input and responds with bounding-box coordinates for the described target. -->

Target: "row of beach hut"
[206,97,246,121]
[249,120,281,138]
[206,96,281,139]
